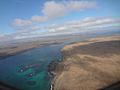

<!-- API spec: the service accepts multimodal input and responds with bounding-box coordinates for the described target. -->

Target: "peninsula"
[53,35,120,90]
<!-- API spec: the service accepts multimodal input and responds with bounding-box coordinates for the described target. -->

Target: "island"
[53,35,120,90]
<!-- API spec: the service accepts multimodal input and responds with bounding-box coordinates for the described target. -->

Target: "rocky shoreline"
[47,60,64,90]
[52,35,120,90]
[47,60,58,90]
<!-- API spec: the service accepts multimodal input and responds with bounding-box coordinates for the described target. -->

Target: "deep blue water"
[0,44,64,90]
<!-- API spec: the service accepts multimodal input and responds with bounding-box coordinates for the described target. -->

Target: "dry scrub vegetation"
[54,36,120,90]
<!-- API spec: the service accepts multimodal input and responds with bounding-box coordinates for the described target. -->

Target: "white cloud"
[46,17,120,32]
[6,16,120,41]
[66,1,96,11]
[0,34,4,37]
[31,16,47,22]
[12,18,32,27]
[31,26,41,30]
[31,1,96,22]
[43,1,66,19]
[12,0,96,26]
[78,17,120,28]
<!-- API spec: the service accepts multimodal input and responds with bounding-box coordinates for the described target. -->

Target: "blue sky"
[0,0,120,40]
[0,0,44,34]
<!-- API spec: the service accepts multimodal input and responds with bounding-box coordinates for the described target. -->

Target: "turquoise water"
[0,44,64,90]
[0,31,119,90]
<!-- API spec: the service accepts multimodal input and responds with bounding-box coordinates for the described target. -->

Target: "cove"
[0,44,64,90]
[0,32,119,90]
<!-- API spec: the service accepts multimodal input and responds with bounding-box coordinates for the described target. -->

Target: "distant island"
[53,35,120,90]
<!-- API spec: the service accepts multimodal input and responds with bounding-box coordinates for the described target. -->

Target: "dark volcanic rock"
[48,60,59,77]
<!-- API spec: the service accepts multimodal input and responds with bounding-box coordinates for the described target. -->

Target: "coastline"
[53,35,120,90]
[0,35,120,90]
[0,41,63,60]
[48,60,64,90]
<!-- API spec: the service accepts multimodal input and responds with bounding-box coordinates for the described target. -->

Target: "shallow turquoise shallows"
[0,44,63,90]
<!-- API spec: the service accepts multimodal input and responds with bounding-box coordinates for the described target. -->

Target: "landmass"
[0,34,84,59]
[53,35,120,90]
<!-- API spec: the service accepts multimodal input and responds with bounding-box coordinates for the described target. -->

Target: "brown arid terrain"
[53,35,120,90]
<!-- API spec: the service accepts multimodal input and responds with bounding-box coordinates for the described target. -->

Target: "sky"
[0,0,120,41]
